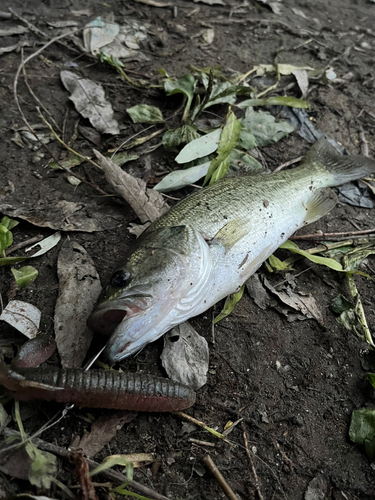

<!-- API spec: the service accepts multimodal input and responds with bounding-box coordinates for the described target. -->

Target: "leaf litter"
[54,239,102,368]
[2,7,375,497]
[60,71,120,135]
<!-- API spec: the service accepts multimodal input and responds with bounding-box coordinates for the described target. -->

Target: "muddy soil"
[1,0,375,499]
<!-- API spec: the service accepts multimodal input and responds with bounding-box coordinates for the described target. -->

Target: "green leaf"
[230,150,263,172]
[343,245,375,272]
[110,152,140,166]
[0,225,13,255]
[267,254,291,272]
[11,266,38,288]
[163,128,184,149]
[203,81,237,109]
[90,456,133,481]
[336,309,358,331]
[26,442,57,489]
[238,129,257,150]
[364,373,375,389]
[163,125,201,149]
[240,109,294,148]
[181,124,200,143]
[214,284,245,324]
[0,232,61,266]
[164,74,196,122]
[112,483,153,500]
[279,240,345,272]
[0,403,9,428]
[330,294,355,315]
[153,161,210,192]
[238,96,310,109]
[209,155,230,184]
[175,128,221,164]
[1,216,19,231]
[127,104,164,124]
[49,154,84,170]
[205,110,242,185]
[349,408,375,461]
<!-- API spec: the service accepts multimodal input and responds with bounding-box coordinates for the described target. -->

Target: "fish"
[87,138,375,362]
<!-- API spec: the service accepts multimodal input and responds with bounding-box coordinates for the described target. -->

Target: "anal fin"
[304,188,337,225]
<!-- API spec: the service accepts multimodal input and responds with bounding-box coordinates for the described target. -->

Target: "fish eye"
[111,270,131,288]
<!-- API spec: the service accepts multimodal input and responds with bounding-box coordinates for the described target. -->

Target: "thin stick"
[242,423,264,500]
[21,48,61,131]
[292,228,375,240]
[1,428,170,500]
[5,235,43,255]
[174,412,233,446]
[37,109,101,171]
[273,156,303,173]
[188,438,215,447]
[202,455,240,500]
[9,7,49,39]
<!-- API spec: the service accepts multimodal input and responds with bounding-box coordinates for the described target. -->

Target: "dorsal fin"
[301,138,375,186]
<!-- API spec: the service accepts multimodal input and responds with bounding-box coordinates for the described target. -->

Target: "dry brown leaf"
[77,411,137,458]
[94,150,169,223]
[263,278,323,325]
[70,452,98,500]
[161,322,209,390]
[54,239,102,368]
[0,198,126,232]
[61,71,120,135]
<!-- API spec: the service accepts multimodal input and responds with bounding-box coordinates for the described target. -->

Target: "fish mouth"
[87,296,152,335]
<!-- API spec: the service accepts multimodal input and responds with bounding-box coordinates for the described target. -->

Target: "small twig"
[5,235,43,255]
[242,423,264,500]
[174,412,234,446]
[273,156,303,173]
[9,7,49,39]
[359,126,369,157]
[1,429,170,500]
[188,438,216,448]
[222,418,244,436]
[292,228,375,240]
[160,192,181,201]
[202,455,240,500]
[274,266,313,288]
[109,128,164,156]
[21,49,61,131]
[37,109,101,170]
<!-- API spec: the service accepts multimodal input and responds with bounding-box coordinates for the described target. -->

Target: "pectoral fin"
[211,218,248,251]
[303,188,337,225]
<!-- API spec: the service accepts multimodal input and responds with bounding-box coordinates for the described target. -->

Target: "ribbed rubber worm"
[0,359,196,412]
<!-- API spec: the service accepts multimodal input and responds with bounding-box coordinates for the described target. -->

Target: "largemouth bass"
[87,139,375,362]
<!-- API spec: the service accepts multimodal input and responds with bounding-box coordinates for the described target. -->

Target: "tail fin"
[301,138,375,187]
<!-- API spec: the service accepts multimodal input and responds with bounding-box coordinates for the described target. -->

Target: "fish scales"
[87,139,375,361]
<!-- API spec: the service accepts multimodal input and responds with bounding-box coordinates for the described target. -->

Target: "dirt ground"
[1,0,375,499]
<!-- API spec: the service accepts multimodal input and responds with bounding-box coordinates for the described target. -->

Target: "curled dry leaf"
[77,411,137,458]
[94,150,169,223]
[263,278,323,325]
[0,198,126,232]
[54,240,102,368]
[161,322,209,390]
[0,300,41,339]
[61,71,120,135]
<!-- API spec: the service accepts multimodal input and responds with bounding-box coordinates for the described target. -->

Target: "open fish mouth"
[87,296,152,335]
